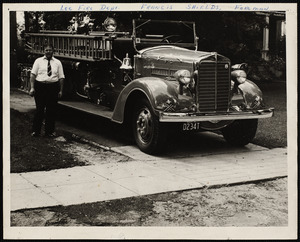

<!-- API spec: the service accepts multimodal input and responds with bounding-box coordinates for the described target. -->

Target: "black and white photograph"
[3,1,297,240]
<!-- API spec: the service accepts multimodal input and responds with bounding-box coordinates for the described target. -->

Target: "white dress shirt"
[31,56,65,83]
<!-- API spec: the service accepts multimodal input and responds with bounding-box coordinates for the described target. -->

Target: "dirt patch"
[143,178,287,226]
[63,141,132,165]
[10,108,130,173]
[11,177,287,226]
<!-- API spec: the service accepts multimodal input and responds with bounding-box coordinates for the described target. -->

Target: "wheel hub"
[136,108,152,142]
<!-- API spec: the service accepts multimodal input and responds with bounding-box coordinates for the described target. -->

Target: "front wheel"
[132,99,166,154]
[221,119,258,146]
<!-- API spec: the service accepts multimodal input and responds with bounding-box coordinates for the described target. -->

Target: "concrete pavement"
[10,139,287,211]
[9,89,287,211]
[11,143,287,211]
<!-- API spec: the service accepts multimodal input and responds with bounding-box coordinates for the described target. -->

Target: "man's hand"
[29,88,35,97]
[58,91,63,99]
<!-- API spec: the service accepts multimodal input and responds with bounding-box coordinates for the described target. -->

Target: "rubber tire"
[132,98,166,155]
[221,119,258,146]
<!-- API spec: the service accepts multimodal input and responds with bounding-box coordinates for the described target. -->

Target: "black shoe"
[45,132,57,138]
[31,132,40,137]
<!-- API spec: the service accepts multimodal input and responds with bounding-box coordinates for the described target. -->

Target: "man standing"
[29,44,65,137]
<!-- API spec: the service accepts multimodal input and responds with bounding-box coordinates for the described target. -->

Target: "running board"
[58,100,113,120]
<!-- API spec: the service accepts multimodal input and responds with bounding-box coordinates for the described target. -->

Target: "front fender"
[233,79,265,109]
[111,77,194,123]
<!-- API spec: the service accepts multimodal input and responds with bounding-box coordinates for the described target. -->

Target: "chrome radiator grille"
[197,61,230,112]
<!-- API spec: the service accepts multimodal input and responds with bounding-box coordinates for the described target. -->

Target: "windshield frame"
[132,19,198,52]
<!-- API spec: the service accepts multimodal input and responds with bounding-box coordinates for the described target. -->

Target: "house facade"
[258,11,286,61]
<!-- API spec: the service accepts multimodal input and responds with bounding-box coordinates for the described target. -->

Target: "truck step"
[58,100,113,120]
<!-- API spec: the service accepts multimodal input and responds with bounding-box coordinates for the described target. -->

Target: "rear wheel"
[132,98,166,154]
[221,119,258,146]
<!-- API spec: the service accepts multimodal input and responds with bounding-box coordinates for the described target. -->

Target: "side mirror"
[231,63,248,72]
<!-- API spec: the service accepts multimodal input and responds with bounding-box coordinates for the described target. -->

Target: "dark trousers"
[32,81,59,134]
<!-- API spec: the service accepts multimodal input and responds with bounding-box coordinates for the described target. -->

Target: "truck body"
[20,19,274,154]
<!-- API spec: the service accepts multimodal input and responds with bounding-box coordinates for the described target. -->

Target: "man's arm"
[57,60,65,99]
[29,73,36,97]
[58,78,65,99]
[29,59,39,97]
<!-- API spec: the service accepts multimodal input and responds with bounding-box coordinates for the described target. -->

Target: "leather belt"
[37,80,58,84]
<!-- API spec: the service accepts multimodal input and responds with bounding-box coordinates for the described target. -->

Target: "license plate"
[182,122,201,131]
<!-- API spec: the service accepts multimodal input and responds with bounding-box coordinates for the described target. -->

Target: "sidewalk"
[10,139,287,211]
[9,89,288,211]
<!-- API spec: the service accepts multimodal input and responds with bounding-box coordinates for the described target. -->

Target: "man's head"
[44,44,54,60]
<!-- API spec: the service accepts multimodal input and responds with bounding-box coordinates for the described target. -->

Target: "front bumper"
[159,108,274,123]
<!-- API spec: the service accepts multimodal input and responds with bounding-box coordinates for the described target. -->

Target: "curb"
[68,132,130,158]
[70,133,111,151]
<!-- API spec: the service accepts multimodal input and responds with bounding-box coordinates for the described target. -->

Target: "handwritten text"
[186,4,221,11]
[140,4,173,10]
[59,4,118,11]
[234,5,270,11]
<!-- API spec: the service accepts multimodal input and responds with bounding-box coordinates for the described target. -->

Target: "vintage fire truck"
[21,18,274,154]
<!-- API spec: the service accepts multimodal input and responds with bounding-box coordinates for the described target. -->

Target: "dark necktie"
[47,60,52,76]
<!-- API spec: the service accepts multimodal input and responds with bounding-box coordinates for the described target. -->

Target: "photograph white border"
[3,2,298,239]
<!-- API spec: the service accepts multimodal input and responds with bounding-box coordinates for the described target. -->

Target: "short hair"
[43,44,54,50]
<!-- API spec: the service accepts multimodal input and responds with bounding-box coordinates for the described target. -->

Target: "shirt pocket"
[51,62,60,76]
[37,63,47,76]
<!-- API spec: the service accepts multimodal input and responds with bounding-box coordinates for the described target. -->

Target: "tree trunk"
[10,11,19,87]
[24,11,30,32]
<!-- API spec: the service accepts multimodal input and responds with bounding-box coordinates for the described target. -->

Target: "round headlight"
[231,70,247,84]
[103,17,117,32]
[174,70,191,85]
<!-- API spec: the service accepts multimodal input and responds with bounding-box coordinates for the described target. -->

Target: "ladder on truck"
[25,31,114,61]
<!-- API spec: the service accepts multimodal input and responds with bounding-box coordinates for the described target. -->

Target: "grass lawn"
[10,109,86,173]
[253,81,287,148]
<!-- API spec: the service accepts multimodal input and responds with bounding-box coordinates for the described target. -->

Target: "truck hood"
[139,45,230,63]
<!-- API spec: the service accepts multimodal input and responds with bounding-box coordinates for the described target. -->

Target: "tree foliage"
[22,11,283,64]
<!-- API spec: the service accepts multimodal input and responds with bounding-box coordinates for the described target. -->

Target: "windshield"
[133,19,196,50]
